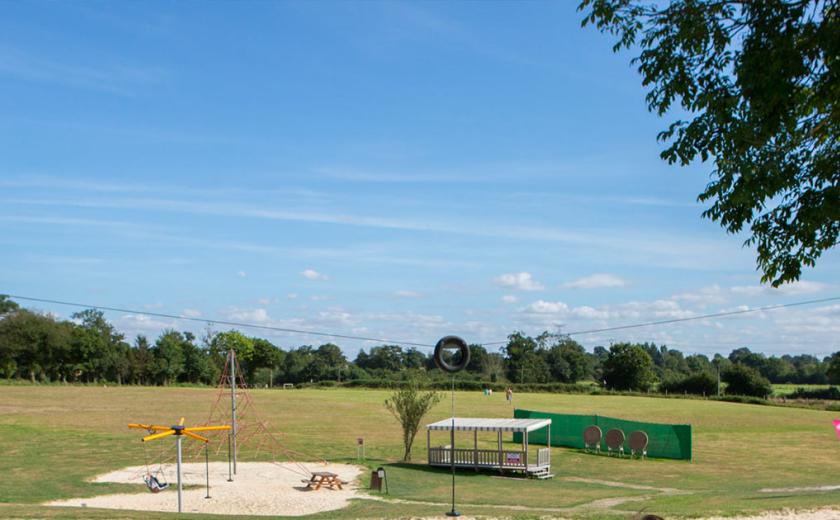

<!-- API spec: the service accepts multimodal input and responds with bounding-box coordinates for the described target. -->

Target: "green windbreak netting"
[512,408,692,460]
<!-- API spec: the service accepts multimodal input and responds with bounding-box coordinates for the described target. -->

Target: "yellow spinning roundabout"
[128,418,231,513]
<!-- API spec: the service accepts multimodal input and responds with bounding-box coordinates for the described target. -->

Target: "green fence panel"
[512,408,691,460]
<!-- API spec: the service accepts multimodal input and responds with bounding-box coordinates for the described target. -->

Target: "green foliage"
[788,385,840,400]
[0,295,20,315]
[383,381,442,461]
[723,363,773,397]
[826,352,840,385]
[602,342,657,391]
[579,0,840,286]
[152,330,186,385]
[659,371,717,396]
[504,332,552,383]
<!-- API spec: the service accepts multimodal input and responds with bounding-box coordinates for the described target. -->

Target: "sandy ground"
[46,462,365,516]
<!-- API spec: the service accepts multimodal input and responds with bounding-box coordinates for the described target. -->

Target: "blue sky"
[1,1,838,358]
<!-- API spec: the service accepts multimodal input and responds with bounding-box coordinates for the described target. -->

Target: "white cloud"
[494,272,544,291]
[525,300,569,315]
[672,285,728,306]
[394,290,422,298]
[181,308,202,318]
[732,280,828,297]
[222,307,269,323]
[257,297,273,305]
[287,293,298,299]
[237,271,247,278]
[571,306,609,320]
[301,269,328,281]
[501,295,518,304]
[562,273,628,289]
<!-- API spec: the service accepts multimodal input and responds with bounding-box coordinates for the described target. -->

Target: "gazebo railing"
[537,447,550,466]
[428,447,529,468]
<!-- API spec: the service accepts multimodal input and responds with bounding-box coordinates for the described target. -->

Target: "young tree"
[580,0,839,286]
[723,363,773,397]
[153,330,186,385]
[384,381,442,461]
[602,343,657,391]
[825,352,840,385]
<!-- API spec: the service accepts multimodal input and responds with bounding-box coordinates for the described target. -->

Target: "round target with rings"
[433,335,470,373]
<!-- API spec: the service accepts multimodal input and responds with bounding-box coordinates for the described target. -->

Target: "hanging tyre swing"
[433,335,470,373]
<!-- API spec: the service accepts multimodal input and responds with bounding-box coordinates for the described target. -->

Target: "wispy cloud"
[562,273,628,289]
[0,46,166,94]
[731,280,828,297]
[1,195,751,271]
[394,290,422,298]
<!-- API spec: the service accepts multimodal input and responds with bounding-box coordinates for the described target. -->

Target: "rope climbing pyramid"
[191,349,324,477]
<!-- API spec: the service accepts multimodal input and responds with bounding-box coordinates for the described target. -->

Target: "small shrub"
[659,372,717,396]
[788,386,840,400]
[723,364,772,397]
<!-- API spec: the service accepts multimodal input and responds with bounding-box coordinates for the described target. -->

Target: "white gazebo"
[425,418,552,478]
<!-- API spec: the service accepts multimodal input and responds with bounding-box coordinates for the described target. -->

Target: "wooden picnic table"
[303,471,344,490]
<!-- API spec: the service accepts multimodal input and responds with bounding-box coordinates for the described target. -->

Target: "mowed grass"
[1,386,840,519]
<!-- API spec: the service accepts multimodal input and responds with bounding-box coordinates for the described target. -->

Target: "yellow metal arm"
[187,425,232,432]
[183,431,210,443]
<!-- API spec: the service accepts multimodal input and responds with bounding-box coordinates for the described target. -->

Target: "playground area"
[3,384,840,519]
[47,462,364,516]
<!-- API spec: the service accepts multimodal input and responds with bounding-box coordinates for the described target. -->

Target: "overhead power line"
[6,293,840,349]
[483,295,840,345]
[6,294,434,348]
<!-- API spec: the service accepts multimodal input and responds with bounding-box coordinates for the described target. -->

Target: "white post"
[230,349,237,475]
[176,435,183,513]
[547,423,551,465]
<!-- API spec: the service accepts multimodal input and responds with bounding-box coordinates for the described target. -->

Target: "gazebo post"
[524,429,529,471]
[547,423,551,465]
[497,430,503,473]
[427,428,431,463]
[473,430,478,470]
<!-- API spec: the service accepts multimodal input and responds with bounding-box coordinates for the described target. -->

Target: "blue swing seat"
[144,474,169,493]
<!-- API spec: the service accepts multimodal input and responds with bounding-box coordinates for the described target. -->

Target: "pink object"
[833,420,840,439]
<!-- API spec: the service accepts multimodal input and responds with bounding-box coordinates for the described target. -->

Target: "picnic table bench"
[302,471,345,490]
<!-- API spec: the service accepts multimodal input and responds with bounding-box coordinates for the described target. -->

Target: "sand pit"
[46,462,366,516]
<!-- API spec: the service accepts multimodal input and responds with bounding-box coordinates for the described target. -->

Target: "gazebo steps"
[528,467,554,480]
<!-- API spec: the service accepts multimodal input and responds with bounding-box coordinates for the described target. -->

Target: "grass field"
[2,386,840,519]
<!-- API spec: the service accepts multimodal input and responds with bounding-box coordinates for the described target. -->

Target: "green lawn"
[772,383,831,397]
[2,386,839,519]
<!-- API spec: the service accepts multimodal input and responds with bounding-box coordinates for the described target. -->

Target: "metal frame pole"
[446,376,459,517]
[205,443,211,499]
[176,435,183,513]
[230,349,237,475]
[227,432,233,482]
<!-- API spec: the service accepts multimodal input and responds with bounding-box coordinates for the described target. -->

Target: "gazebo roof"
[426,417,551,433]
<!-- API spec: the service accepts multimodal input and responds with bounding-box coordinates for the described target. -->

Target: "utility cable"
[7,293,840,349]
[5,294,434,347]
[480,295,840,345]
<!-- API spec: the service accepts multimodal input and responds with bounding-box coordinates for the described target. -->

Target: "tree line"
[2,296,839,398]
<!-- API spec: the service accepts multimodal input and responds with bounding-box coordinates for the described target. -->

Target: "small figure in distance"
[505,387,513,404]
